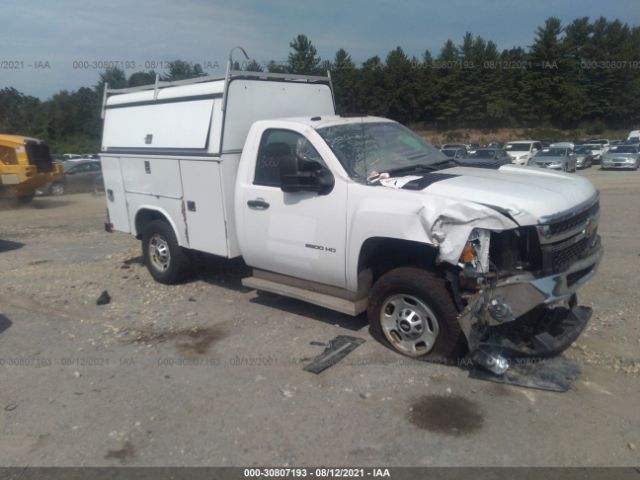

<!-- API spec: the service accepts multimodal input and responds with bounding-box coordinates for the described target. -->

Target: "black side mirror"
[280,156,334,195]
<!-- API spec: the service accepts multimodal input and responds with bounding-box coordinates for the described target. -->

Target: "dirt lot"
[0,168,638,467]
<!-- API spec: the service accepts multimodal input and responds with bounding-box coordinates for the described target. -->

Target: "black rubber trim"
[401,172,459,190]
[100,148,217,157]
[104,93,222,109]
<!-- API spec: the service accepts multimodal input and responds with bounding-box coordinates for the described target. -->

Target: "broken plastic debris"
[303,335,365,374]
[469,356,581,392]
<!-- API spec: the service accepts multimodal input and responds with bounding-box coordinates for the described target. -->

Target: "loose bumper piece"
[459,239,602,374]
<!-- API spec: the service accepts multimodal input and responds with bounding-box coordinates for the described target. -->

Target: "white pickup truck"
[100,66,602,373]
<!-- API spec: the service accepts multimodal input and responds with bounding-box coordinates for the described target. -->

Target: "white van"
[628,130,640,142]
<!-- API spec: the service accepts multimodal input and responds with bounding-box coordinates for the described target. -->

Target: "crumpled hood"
[420,165,597,226]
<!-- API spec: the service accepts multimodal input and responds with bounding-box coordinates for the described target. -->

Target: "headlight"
[459,229,491,273]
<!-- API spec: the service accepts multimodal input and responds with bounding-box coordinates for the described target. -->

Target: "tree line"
[1,16,639,153]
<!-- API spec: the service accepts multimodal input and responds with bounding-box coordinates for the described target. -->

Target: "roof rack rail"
[101,46,332,118]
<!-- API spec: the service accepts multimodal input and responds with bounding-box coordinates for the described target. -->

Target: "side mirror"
[280,156,334,195]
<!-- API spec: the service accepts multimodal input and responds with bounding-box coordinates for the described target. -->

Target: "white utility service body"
[101,71,335,259]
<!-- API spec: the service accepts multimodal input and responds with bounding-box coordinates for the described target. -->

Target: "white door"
[240,129,347,288]
[101,156,130,233]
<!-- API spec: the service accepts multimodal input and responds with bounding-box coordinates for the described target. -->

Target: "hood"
[605,152,637,158]
[505,150,530,158]
[417,165,597,226]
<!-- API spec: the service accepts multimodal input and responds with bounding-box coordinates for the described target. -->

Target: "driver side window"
[254,129,326,187]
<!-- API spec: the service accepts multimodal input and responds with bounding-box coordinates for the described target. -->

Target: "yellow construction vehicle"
[0,134,63,203]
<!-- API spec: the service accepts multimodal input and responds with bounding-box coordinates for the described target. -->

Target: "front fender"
[346,187,517,291]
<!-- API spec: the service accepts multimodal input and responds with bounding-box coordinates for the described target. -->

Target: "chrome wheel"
[379,294,440,356]
[149,234,171,272]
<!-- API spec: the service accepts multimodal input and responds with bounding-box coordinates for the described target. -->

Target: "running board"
[242,276,367,316]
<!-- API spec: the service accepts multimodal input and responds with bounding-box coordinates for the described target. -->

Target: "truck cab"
[0,134,62,203]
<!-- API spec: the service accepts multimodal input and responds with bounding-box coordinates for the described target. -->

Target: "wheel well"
[357,237,439,286]
[135,209,169,238]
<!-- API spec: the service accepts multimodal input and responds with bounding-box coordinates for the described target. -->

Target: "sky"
[1,0,639,99]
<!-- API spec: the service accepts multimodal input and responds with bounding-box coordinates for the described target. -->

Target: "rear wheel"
[368,267,465,360]
[142,220,192,284]
[50,183,65,196]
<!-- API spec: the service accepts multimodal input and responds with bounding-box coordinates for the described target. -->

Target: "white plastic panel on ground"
[222,80,334,151]
[102,99,214,150]
[180,160,229,256]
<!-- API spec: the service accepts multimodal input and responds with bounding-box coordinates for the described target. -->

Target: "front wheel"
[368,267,465,360]
[17,193,35,204]
[142,220,192,284]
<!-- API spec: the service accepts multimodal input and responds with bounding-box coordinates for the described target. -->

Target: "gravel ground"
[0,168,638,466]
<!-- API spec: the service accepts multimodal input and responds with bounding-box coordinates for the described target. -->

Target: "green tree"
[161,60,204,81]
[288,34,321,74]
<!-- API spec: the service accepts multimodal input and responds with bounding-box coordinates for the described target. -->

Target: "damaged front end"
[453,197,603,376]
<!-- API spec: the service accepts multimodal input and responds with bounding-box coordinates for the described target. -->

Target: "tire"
[17,193,35,204]
[368,267,465,361]
[142,220,192,284]
[50,183,65,196]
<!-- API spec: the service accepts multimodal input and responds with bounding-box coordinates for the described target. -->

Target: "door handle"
[247,199,270,210]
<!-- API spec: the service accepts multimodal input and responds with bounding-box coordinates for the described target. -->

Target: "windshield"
[611,146,638,154]
[471,149,498,158]
[505,143,531,151]
[441,149,457,158]
[316,121,447,180]
[536,148,568,157]
[574,146,591,154]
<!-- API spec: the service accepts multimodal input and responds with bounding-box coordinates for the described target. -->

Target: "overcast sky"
[2,0,639,98]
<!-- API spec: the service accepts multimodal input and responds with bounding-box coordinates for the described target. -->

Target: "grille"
[545,201,599,237]
[549,236,591,272]
[25,141,54,173]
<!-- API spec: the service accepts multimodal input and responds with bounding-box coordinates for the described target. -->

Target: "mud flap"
[468,356,581,392]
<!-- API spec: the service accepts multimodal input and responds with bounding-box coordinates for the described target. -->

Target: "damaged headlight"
[459,228,491,273]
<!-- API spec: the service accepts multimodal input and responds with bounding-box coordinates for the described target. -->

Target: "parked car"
[627,130,640,143]
[527,147,577,172]
[467,143,481,155]
[601,144,639,170]
[587,139,610,154]
[456,147,511,169]
[441,143,468,153]
[41,160,102,195]
[504,140,542,165]
[573,146,594,169]
[440,148,467,160]
[582,143,605,164]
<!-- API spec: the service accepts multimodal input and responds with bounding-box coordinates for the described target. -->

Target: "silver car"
[527,147,577,172]
[573,146,594,169]
[601,144,639,170]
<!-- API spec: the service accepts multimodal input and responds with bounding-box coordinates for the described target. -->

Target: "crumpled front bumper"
[458,237,603,361]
